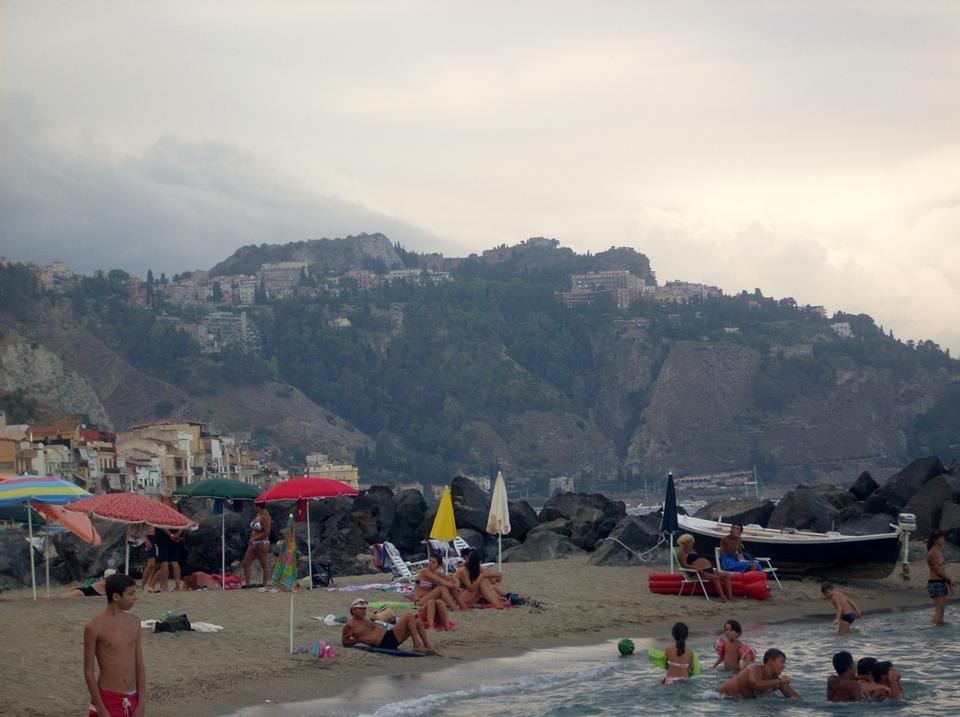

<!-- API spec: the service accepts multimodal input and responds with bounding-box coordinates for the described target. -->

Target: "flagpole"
[221,509,226,582]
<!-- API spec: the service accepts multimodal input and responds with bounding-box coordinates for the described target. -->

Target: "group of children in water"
[656,616,902,701]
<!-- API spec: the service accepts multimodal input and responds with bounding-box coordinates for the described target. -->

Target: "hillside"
[1,238,958,490]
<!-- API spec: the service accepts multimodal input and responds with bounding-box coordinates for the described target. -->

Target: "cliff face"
[210,233,403,276]
[0,332,112,428]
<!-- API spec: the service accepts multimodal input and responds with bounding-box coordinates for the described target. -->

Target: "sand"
[0,555,942,717]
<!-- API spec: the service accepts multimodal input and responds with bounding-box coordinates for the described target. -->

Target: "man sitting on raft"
[341,598,438,655]
[677,534,735,602]
[719,648,801,699]
[718,523,761,572]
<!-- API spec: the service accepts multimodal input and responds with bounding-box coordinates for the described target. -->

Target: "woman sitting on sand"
[413,554,467,610]
[454,551,506,608]
[677,534,734,602]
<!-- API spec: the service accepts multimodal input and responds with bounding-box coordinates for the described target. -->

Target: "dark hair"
[467,551,482,582]
[731,522,744,530]
[763,648,786,664]
[105,573,136,603]
[928,529,945,550]
[871,660,893,683]
[672,622,688,656]
[428,553,443,569]
[832,651,854,676]
[724,619,742,636]
[820,582,834,594]
[857,656,878,676]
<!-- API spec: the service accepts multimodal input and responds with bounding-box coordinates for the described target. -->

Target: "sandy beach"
[0,555,941,717]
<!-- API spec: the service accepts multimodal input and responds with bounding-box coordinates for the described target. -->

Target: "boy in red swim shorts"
[84,573,145,716]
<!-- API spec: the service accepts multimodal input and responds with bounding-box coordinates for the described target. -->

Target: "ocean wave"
[359,663,621,717]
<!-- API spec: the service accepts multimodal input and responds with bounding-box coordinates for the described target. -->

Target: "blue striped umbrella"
[0,476,91,599]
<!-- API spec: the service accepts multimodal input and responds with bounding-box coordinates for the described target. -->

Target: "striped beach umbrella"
[0,476,91,599]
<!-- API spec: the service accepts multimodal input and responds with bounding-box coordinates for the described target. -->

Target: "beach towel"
[348,643,426,657]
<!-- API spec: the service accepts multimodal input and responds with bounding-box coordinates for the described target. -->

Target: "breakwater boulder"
[389,489,427,554]
[538,492,626,549]
[866,456,945,515]
[505,530,585,562]
[181,512,250,574]
[769,485,855,532]
[451,475,491,533]
[507,500,539,542]
[902,475,960,536]
[694,498,775,527]
[588,513,661,566]
[848,471,879,501]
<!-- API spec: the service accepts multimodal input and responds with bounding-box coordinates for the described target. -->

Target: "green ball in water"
[618,638,635,656]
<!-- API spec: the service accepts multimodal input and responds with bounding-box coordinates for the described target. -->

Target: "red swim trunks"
[88,689,138,716]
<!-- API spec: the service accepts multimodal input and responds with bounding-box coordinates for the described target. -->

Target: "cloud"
[0,90,450,276]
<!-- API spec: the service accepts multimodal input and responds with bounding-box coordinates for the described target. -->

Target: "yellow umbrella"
[430,487,457,542]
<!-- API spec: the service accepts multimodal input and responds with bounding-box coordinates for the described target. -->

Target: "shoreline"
[0,555,941,717]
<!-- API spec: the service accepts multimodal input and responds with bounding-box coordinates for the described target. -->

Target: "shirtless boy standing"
[341,598,437,654]
[718,648,801,699]
[821,582,862,634]
[83,573,145,716]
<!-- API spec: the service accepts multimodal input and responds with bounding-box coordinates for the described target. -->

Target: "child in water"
[712,619,756,671]
[662,622,697,684]
[821,582,862,634]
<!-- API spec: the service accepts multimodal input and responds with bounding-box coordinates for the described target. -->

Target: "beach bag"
[154,614,192,633]
[312,562,333,587]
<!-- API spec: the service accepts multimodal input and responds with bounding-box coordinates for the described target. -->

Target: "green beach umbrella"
[174,478,262,580]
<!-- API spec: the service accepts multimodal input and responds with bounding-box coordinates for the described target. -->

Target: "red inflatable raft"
[648,571,770,600]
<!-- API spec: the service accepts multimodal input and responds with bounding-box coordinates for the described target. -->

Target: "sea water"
[232,605,958,717]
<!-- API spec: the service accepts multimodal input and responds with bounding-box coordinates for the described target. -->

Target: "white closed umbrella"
[486,471,511,573]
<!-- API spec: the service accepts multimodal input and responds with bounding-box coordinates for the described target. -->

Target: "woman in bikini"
[413,554,467,610]
[663,622,696,684]
[677,533,734,602]
[927,529,952,626]
[454,551,505,608]
[242,502,272,587]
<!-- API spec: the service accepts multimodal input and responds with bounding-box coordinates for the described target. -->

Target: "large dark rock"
[457,528,485,554]
[451,476,491,533]
[866,457,946,515]
[768,486,852,532]
[695,499,775,528]
[302,495,371,576]
[484,535,520,561]
[539,492,626,524]
[389,489,427,553]
[528,518,571,537]
[940,503,960,547]
[0,531,38,592]
[835,513,896,536]
[949,459,960,478]
[352,485,396,542]
[849,471,879,501]
[902,475,960,536]
[506,531,585,562]
[507,500,539,542]
[589,514,662,566]
[181,513,250,574]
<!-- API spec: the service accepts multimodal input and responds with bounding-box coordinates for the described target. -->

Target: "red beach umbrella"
[65,493,198,574]
[256,477,358,588]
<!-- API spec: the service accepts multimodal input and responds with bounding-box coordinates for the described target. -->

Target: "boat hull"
[677,517,902,579]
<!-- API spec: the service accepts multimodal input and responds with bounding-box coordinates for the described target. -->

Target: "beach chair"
[714,547,784,593]
[673,547,710,600]
[379,542,427,583]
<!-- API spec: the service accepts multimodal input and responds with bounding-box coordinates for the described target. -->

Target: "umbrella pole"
[498,534,502,574]
[28,502,37,601]
[306,502,313,590]
[125,541,130,576]
[289,589,295,653]
[45,527,50,598]
[221,511,226,582]
[669,532,675,574]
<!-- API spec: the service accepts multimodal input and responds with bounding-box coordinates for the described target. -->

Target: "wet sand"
[0,555,940,717]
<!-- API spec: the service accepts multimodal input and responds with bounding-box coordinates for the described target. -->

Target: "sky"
[1,1,958,354]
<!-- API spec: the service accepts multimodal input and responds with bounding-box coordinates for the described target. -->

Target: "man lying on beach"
[341,598,438,654]
[56,569,118,599]
[83,573,145,717]
[718,648,801,699]
[828,651,889,701]
[821,582,861,634]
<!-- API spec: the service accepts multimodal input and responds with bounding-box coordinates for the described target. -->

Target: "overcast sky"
[1,1,958,354]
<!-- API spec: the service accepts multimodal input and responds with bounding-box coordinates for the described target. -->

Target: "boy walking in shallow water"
[84,573,145,716]
[822,582,862,634]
